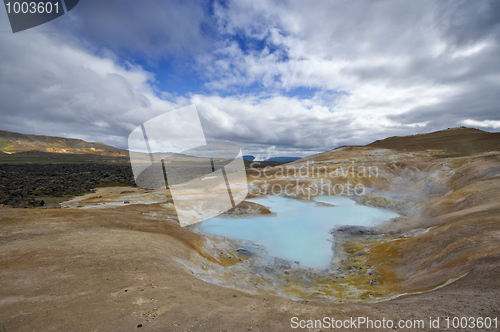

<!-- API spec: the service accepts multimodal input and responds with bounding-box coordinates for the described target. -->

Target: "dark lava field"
[0,164,135,207]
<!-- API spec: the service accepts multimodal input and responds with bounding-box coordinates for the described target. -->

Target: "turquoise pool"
[199,196,399,268]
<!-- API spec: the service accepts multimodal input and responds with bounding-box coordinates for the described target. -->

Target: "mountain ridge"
[292,127,500,164]
[366,127,499,153]
[0,129,128,156]
[1,127,499,164]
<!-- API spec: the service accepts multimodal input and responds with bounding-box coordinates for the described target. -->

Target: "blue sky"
[0,0,499,159]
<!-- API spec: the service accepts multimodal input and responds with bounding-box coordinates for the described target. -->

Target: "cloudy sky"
[0,0,499,159]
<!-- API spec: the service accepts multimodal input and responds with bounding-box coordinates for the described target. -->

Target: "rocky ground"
[1,128,500,331]
[0,159,284,208]
[0,164,135,207]
[0,192,499,331]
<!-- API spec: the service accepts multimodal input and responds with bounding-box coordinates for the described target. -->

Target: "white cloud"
[0,32,178,148]
[55,0,214,60]
[451,41,491,58]
[461,119,500,129]
[0,0,499,159]
[194,0,500,146]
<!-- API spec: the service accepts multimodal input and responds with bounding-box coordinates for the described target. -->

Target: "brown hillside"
[367,127,500,155]
[0,129,128,156]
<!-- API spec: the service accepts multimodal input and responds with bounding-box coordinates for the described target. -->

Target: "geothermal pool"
[199,196,399,268]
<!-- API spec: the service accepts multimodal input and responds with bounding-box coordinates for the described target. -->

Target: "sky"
[0,0,499,159]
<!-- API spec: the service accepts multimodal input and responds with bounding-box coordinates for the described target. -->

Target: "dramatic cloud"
[200,1,500,136]
[0,0,499,157]
[54,0,215,60]
[0,31,177,148]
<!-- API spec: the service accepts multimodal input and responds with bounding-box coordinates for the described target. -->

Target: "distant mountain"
[266,156,301,162]
[0,130,128,157]
[3,127,497,166]
[291,127,500,164]
[242,155,299,162]
[367,127,500,155]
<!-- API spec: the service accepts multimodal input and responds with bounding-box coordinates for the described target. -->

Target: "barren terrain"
[1,128,500,331]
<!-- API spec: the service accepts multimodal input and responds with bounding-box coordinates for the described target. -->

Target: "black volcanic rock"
[0,164,135,207]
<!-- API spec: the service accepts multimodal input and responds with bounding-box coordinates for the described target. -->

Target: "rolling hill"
[0,130,130,164]
[367,127,500,156]
[0,130,128,156]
